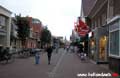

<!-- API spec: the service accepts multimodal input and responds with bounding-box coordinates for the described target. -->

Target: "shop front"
[99,36,108,62]
[88,30,97,61]
[89,37,96,60]
[108,16,120,74]
[97,26,109,64]
[89,25,109,64]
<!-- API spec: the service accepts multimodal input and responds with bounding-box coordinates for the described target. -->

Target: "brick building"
[25,17,43,48]
[81,0,120,74]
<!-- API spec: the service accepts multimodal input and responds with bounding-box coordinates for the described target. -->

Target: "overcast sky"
[0,0,81,40]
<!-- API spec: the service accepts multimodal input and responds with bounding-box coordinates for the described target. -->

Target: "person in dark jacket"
[0,45,4,60]
[46,44,53,65]
[79,44,84,53]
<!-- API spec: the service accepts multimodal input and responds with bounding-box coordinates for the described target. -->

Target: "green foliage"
[40,28,51,45]
[15,14,30,46]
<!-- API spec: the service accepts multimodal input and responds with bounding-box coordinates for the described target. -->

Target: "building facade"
[26,17,43,48]
[0,5,12,47]
[81,0,120,74]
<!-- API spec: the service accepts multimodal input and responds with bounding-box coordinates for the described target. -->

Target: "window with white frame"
[110,30,119,56]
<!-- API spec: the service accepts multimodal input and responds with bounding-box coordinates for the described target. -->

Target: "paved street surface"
[0,48,112,78]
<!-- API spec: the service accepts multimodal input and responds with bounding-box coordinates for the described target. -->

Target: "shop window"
[110,30,119,56]
[90,39,96,59]
[99,36,107,61]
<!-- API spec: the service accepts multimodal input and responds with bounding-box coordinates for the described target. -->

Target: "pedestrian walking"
[64,45,66,50]
[46,44,53,65]
[70,45,74,53]
[79,44,84,53]
[74,46,78,53]
[55,47,59,53]
[35,52,40,64]
[66,45,69,52]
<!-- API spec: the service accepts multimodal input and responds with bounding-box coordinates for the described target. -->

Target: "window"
[98,18,100,27]
[102,13,106,25]
[92,20,95,29]
[110,30,119,56]
[94,20,97,28]
[109,0,114,17]
[32,19,40,24]
[0,15,6,26]
[29,30,33,38]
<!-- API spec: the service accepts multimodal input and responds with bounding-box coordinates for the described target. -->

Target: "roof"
[0,5,12,14]
[82,0,97,16]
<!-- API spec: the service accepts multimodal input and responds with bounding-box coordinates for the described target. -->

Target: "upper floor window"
[94,20,97,28]
[102,13,107,26]
[0,15,7,26]
[97,19,100,27]
[32,19,40,24]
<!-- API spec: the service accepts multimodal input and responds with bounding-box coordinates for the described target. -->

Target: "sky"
[0,0,81,40]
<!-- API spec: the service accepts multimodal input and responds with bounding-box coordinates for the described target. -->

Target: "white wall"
[0,6,12,47]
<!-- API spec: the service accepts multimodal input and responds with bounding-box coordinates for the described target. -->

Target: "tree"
[15,14,30,48]
[40,27,51,48]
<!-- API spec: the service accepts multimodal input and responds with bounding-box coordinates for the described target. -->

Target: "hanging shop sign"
[74,17,90,37]
[77,19,89,37]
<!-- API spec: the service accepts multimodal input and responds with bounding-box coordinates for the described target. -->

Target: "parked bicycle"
[18,48,30,58]
[0,46,15,64]
[80,52,87,61]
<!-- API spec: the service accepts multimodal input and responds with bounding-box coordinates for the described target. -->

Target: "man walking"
[46,44,53,65]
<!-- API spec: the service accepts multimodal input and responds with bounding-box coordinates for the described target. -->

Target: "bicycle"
[0,51,15,64]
